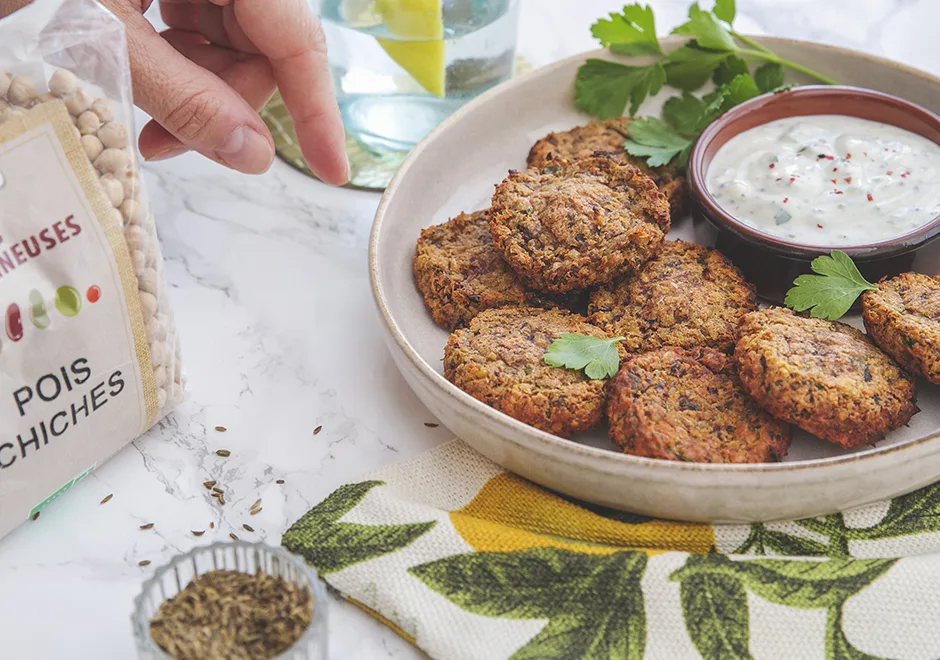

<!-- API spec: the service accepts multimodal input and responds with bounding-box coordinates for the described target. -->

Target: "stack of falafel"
[413,118,938,464]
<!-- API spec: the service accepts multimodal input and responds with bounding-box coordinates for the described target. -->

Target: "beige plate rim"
[369,36,940,475]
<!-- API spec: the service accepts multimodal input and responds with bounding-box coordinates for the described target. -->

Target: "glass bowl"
[131,540,328,659]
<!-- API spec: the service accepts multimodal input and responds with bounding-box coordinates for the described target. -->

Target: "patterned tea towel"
[282,439,940,660]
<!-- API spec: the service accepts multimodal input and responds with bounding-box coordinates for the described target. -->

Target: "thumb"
[124,14,275,173]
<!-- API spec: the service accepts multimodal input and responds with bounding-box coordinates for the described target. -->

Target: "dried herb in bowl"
[148,569,314,660]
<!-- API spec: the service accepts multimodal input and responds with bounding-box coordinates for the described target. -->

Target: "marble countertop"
[1,1,937,658]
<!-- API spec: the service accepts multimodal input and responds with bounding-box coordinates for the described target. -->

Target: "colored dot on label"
[55,286,82,317]
[87,285,101,303]
[28,289,50,329]
[5,303,23,341]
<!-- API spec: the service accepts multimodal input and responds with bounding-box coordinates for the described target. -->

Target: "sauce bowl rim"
[687,84,940,259]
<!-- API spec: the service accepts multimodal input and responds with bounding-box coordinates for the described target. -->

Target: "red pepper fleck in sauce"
[789,177,795,184]
[835,190,844,195]
[867,193,874,202]
[887,170,893,176]
[769,163,775,169]
[901,171,910,178]
[832,167,838,172]
[817,224,824,229]
[846,153,852,159]
[783,197,789,204]
[831,179,837,184]
[825,155,835,160]
[844,177,852,183]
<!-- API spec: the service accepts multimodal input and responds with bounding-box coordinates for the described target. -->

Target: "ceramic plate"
[370,37,940,522]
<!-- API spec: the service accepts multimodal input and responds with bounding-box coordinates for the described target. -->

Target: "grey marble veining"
[0,1,936,658]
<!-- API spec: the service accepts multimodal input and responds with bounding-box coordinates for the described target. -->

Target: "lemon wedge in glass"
[375,0,446,97]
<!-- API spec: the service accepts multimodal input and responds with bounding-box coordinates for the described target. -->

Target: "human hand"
[101,0,349,184]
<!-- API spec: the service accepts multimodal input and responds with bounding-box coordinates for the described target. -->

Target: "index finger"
[232,0,348,185]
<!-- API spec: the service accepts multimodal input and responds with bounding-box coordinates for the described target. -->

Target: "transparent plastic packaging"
[0,0,182,539]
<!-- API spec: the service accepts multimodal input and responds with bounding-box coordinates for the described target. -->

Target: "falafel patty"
[444,307,609,437]
[413,210,586,329]
[607,346,791,463]
[489,158,670,294]
[589,240,757,353]
[735,307,917,448]
[526,118,688,218]
[862,272,940,384]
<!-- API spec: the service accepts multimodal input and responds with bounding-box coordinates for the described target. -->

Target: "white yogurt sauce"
[707,115,940,246]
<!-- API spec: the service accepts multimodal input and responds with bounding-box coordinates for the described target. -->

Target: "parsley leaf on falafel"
[784,250,877,320]
[544,334,625,380]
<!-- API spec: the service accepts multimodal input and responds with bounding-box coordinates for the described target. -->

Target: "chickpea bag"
[0,0,182,539]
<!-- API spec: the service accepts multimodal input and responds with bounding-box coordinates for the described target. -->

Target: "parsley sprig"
[544,334,625,380]
[575,1,836,166]
[784,250,878,320]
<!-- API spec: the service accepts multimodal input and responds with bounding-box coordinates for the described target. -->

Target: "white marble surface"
[1,1,938,658]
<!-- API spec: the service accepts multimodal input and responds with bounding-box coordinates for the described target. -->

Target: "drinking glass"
[265,0,521,189]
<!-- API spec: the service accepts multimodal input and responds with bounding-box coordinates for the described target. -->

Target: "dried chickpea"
[64,88,92,115]
[77,110,101,135]
[120,198,144,225]
[8,76,36,106]
[94,147,130,174]
[99,173,125,207]
[97,121,127,149]
[81,134,104,161]
[91,98,114,123]
[48,69,78,98]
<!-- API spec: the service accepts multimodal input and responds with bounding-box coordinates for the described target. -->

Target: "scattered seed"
[210,522,215,529]
[100,494,113,504]
[250,498,262,510]
[139,560,151,566]
[192,530,205,537]
[424,422,439,428]
[203,480,217,489]
[31,511,40,521]
[214,426,227,432]
[229,533,239,541]
[212,487,224,494]
[313,425,322,435]
[275,479,284,485]
[250,508,263,516]
[219,494,226,505]
[243,524,254,532]
[216,450,231,457]
[140,523,154,530]
[211,492,220,499]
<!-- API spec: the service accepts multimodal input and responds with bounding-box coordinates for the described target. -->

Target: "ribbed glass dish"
[131,541,327,659]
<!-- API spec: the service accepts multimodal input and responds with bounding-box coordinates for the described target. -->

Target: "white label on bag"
[0,118,146,520]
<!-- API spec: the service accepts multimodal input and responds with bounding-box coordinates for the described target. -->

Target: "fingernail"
[343,153,352,183]
[217,126,274,174]
[145,145,188,162]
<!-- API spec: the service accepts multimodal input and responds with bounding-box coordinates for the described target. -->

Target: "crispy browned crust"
[735,308,918,448]
[607,346,791,463]
[489,158,669,294]
[526,118,688,218]
[443,307,609,438]
[862,272,940,384]
[589,240,757,353]
[413,211,586,329]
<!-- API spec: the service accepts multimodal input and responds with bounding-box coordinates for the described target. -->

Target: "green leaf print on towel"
[679,559,753,659]
[282,480,436,574]
[672,555,897,659]
[410,547,648,660]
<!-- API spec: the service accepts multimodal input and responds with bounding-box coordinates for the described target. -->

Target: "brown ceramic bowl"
[689,85,940,304]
